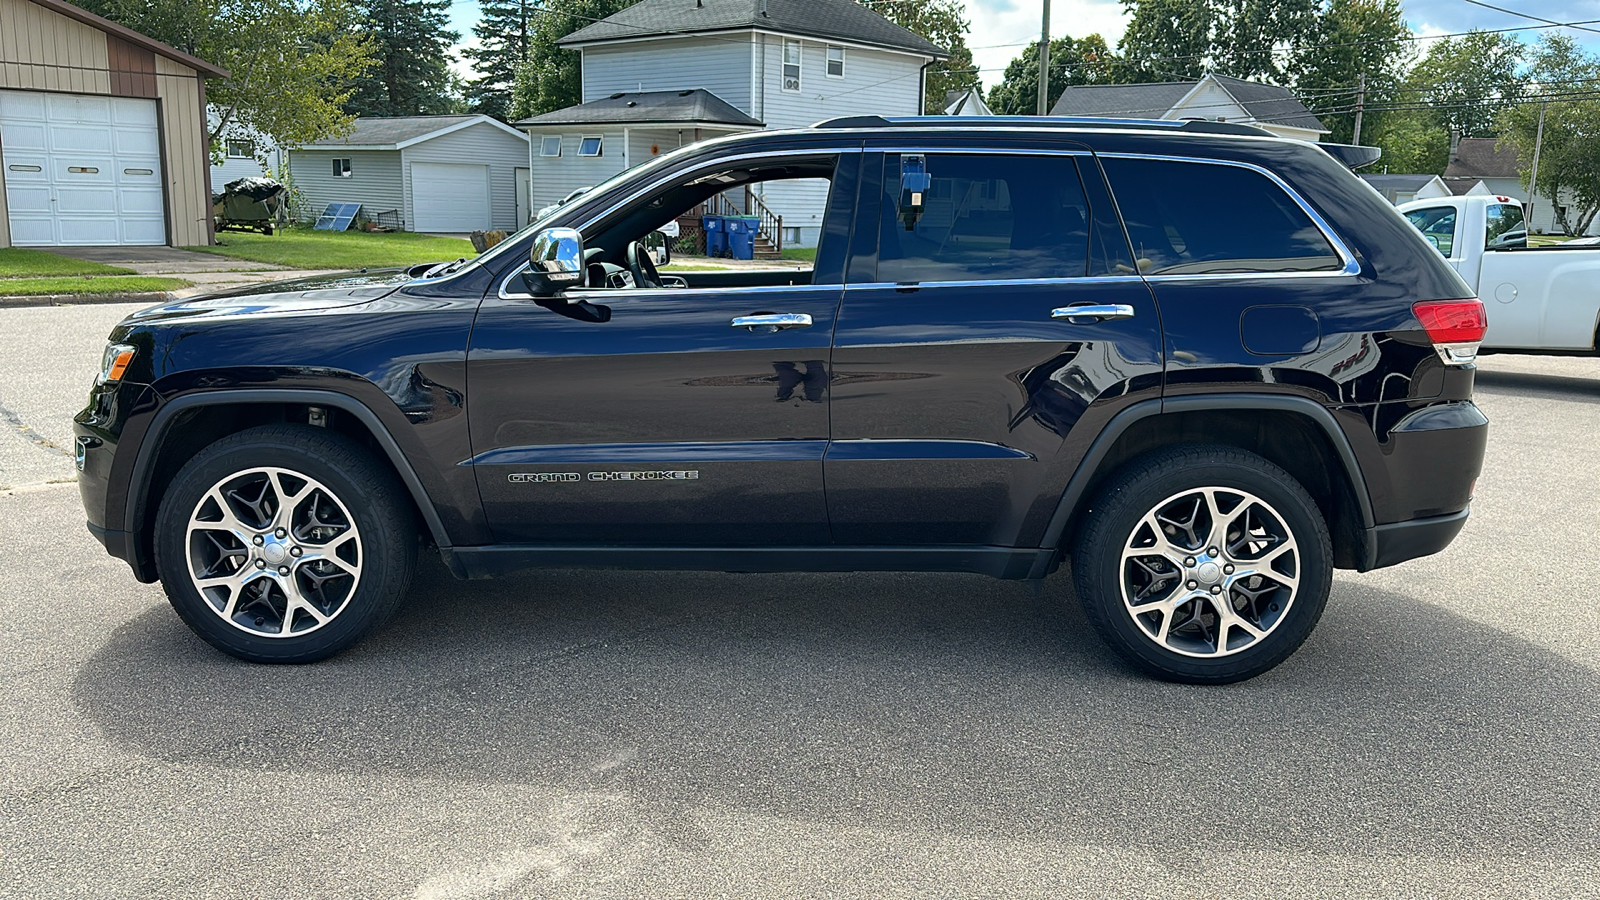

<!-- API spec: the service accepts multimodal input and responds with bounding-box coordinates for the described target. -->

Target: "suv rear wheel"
[1071,446,1332,684]
[154,425,418,663]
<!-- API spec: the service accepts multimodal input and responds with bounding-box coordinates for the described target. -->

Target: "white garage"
[0,0,227,249]
[288,115,530,233]
[410,162,490,233]
[0,90,166,246]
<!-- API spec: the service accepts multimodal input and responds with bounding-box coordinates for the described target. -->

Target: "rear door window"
[1402,206,1458,257]
[1099,156,1345,275]
[1484,203,1526,249]
[876,153,1096,283]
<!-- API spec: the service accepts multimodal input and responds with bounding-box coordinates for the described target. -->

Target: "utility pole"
[1527,101,1547,227]
[1036,0,1051,116]
[1351,73,1365,145]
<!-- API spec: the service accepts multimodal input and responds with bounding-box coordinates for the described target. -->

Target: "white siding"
[754,36,922,235]
[288,149,403,225]
[522,127,627,212]
[1168,82,1243,122]
[581,36,754,111]
[402,121,529,231]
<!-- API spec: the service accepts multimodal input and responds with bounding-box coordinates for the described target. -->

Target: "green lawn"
[188,226,477,270]
[780,247,817,262]
[0,275,191,297]
[0,248,134,278]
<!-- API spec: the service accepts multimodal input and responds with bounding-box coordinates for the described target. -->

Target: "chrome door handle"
[732,313,812,330]
[1051,304,1135,321]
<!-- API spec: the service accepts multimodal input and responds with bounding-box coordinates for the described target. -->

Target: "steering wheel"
[626,240,663,289]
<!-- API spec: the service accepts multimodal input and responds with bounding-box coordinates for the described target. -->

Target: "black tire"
[1071,445,1332,684]
[154,425,419,663]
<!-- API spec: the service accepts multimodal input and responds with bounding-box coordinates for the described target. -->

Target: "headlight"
[98,343,137,384]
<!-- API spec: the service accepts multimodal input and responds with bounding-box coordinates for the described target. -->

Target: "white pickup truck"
[1396,194,1600,353]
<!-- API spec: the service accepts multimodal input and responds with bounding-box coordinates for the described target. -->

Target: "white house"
[1443,136,1600,236]
[288,114,531,233]
[515,0,946,249]
[1050,73,1328,142]
[208,112,283,193]
[1359,173,1451,206]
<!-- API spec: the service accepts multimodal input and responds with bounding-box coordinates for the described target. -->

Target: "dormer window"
[826,45,844,78]
[783,40,801,92]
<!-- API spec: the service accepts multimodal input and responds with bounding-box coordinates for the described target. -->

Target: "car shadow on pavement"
[1476,368,1600,401]
[72,559,1600,857]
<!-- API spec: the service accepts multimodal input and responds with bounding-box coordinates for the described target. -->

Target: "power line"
[1453,0,1600,38]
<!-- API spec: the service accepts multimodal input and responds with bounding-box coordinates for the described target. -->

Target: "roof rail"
[812,115,1273,137]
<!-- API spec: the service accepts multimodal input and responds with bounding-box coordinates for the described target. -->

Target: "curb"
[0,291,175,309]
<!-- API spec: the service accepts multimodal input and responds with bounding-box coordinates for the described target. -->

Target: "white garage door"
[0,91,166,246]
[411,162,491,233]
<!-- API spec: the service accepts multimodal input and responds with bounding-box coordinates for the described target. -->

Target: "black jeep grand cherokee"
[76,116,1489,683]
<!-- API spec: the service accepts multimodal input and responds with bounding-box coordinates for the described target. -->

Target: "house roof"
[1050,74,1325,132]
[1443,176,1483,196]
[1360,174,1443,192]
[557,0,946,57]
[514,89,763,128]
[942,88,993,116]
[33,0,227,77]
[300,115,528,150]
[1445,138,1520,179]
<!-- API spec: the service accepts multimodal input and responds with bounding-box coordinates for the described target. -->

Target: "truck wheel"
[1071,446,1332,684]
[153,425,418,663]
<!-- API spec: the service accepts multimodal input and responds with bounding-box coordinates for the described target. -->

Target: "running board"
[440,544,1057,581]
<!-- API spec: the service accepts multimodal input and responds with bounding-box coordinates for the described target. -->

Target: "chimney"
[1449,129,1461,164]
[760,0,768,16]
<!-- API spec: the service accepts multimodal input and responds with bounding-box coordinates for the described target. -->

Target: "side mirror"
[520,227,584,297]
[644,229,672,267]
[899,154,931,231]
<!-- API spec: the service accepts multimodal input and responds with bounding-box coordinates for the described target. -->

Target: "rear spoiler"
[1321,143,1382,170]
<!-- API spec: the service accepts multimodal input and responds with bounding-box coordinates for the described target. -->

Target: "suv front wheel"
[154,425,418,663]
[1071,446,1332,684]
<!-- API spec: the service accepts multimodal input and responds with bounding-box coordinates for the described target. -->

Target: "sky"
[442,0,1600,89]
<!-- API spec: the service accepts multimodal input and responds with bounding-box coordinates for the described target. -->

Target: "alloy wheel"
[184,466,363,638]
[1119,486,1300,658]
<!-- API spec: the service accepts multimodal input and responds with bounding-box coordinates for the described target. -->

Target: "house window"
[783,39,801,92]
[578,135,603,157]
[540,136,562,157]
[826,45,844,78]
[333,158,352,177]
[225,139,254,159]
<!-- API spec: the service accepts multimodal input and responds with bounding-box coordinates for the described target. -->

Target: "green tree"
[1499,34,1600,234]
[76,0,371,157]
[986,35,1116,115]
[465,0,533,120]
[1117,0,1212,80]
[510,0,633,119]
[1289,0,1412,144]
[1211,0,1319,82]
[858,0,979,112]
[1406,30,1527,139]
[345,0,459,116]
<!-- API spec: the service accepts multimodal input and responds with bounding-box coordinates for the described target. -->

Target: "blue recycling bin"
[700,215,728,257]
[726,215,758,260]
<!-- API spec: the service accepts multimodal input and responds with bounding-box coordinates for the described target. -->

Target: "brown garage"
[0,0,225,248]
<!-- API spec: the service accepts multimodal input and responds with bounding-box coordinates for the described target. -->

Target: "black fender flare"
[125,388,453,552]
[1034,394,1376,572]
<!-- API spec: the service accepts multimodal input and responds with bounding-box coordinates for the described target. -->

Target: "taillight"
[1412,299,1487,365]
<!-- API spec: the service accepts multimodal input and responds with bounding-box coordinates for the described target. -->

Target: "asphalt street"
[1,302,1598,898]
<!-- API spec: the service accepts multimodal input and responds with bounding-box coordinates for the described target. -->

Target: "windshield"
[467,138,728,273]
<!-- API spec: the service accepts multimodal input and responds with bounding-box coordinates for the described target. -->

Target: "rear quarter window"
[1100,156,1345,275]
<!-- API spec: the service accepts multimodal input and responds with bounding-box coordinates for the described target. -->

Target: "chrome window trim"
[499,282,839,302]
[1096,151,1362,279]
[846,276,1145,290]
[497,147,860,300]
